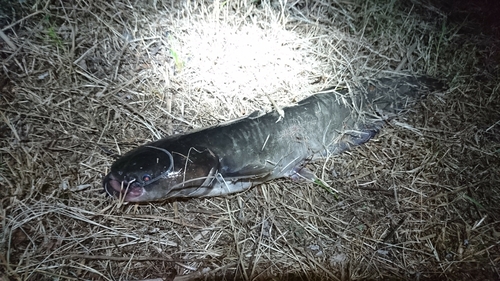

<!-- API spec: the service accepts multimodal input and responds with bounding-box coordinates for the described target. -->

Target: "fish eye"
[142,174,152,182]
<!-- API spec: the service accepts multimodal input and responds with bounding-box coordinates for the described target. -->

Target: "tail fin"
[328,75,444,153]
[360,76,445,116]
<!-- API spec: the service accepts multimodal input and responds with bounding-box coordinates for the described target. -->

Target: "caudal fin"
[360,75,445,116]
[326,75,445,154]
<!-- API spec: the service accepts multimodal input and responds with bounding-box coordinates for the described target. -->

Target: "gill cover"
[104,144,220,201]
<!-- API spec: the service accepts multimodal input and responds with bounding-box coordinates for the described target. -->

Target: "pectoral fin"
[220,163,272,180]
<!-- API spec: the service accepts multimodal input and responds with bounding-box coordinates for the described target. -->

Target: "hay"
[1,0,499,280]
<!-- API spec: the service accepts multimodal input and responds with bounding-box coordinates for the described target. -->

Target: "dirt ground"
[1,0,499,280]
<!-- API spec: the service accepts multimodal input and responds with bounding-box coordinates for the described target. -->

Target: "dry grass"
[1,0,499,280]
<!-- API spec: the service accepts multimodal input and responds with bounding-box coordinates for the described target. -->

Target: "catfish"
[103,76,443,202]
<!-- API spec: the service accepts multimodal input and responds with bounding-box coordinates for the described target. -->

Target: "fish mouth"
[103,173,145,202]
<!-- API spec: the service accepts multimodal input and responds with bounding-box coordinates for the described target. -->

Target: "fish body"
[103,76,442,202]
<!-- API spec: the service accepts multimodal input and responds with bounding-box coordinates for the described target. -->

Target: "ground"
[1,0,499,280]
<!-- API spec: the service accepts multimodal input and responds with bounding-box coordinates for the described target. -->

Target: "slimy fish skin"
[103,76,443,202]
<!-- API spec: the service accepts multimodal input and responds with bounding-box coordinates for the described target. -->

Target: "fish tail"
[326,75,444,153]
[360,75,445,116]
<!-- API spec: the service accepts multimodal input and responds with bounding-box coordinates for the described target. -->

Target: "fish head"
[103,145,219,202]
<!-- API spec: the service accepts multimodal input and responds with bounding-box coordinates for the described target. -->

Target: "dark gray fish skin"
[103,76,443,202]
